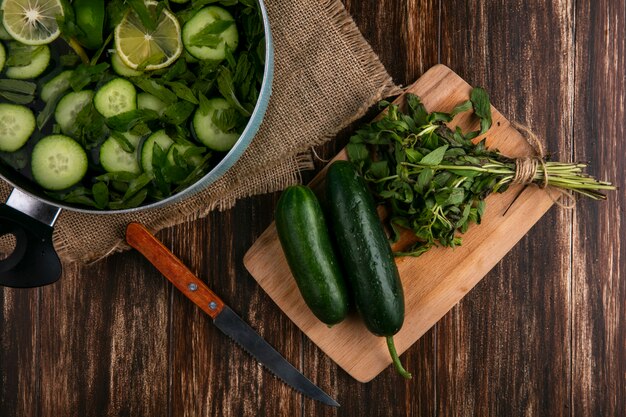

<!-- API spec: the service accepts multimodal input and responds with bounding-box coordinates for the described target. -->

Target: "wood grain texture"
[571,0,626,415]
[439,1,576,416]
[1,0,624,416]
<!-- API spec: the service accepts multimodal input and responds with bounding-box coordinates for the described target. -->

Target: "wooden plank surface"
[1,0,624,416]
[244,64,556,382]
[437,1,576,416]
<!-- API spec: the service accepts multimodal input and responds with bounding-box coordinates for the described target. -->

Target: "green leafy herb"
[470,87,492,135]
[348,90,615,256]
[211,107,242,132]
[0,79,37,104]
[187,19,234,48]
[216,66,251,117]
[127,0,157,31]
[110,131,136,153]
[130,76,178,104]
[5,43,42,67]
[92,182,110,209]
[166,81,199,104]
[70,62,110,91]
[106,109,160,132]
[73,103,109,148]
[162,101,196,125]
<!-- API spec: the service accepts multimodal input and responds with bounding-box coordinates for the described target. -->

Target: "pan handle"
[0,189,62,288]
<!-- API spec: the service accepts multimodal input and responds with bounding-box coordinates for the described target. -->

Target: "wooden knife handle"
[125,222,225,319]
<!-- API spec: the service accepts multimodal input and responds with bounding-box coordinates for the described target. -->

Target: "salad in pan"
[0,0,265,210]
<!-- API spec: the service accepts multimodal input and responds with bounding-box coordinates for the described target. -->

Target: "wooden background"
[1,0,624,416]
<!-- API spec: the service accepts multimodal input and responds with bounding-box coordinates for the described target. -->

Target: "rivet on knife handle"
[125,222,225,319]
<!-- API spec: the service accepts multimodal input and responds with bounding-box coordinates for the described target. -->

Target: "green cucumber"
[166,143,204,167]
[275,185,349,326]
[182,6,239,61]
[325,160,411,379]
[5,45,50,80]
[41,70,73,102]
[0,103,35,152]
[94,77,137,118]
[141,129,174,176]
[192,97,239,151]
[137,92,166,115]
[31,135,88,190]
[111,52,142,77]
[54,90,94,136]
[100,132,142,174]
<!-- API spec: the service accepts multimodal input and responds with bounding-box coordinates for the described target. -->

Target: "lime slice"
[114,3,182,71]
[1,0,64,45]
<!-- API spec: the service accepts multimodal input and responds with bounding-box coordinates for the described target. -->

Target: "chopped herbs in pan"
[0,0,266,210]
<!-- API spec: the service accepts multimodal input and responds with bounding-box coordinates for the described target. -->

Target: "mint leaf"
[216,66,251,117]
[420,145,448,166]
[471,87,492,134]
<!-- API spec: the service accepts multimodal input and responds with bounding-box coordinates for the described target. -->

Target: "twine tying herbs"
[346,88,616,256]
[509,122,573,209]
[511,122,548,187]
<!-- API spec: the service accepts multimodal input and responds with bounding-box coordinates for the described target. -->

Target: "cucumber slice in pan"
[182,6,238,61]
[192,97,240,151]
[100,132,142,174]
[141,129,174,176]
[54,90,94,135]
[111,52,143,77]
[5,44,50,79]
[0,103,35,152]
[41,70,73,102]
[31,134,88,190]
[94,77,137,118]
[137,92,167,115]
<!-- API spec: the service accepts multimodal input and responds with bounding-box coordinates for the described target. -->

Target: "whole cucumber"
[326,160,411,378]
[275,185,349,326]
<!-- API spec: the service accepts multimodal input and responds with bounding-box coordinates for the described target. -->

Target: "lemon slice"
[1,0,64,45]
[114,3,182,71]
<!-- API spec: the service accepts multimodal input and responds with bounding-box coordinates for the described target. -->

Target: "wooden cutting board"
[243,65,555,382]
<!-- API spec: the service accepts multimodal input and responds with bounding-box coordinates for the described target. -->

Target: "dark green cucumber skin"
[326,160,404,336]
[275,185,349,325]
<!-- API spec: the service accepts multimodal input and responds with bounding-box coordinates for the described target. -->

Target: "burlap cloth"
[0,0,400,262]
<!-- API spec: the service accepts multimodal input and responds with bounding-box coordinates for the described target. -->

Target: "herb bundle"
[347,89,616,256]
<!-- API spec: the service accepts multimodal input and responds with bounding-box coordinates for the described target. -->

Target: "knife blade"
[125,222,339,407]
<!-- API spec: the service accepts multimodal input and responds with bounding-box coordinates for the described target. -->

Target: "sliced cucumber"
[137,92,166,115]
[31,135,88,190]
[111,52,142,77]
[141,129,174,176]
[182,6,239,61]
[41,70,73,102]
[54,90,94,135]
[0,43,5,72]
[5,45,50,80]
[0,103,35,152]
[94,77,137,118]
[100,132,142,174]
[166,143,204,167]
[192,97,240,151]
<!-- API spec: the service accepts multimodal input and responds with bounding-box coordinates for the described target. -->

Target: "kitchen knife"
[125,222,339,407]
